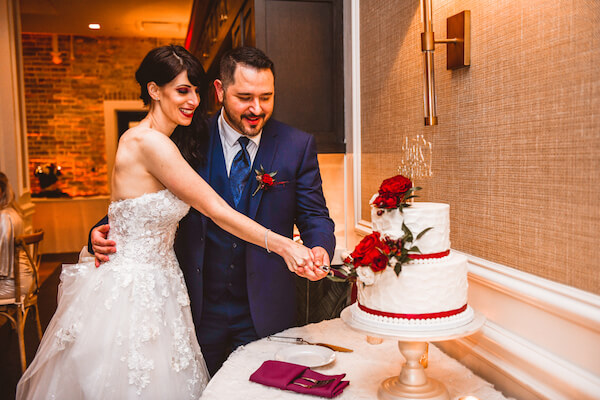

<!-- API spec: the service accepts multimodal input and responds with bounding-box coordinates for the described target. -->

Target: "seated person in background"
[0,172,33,299]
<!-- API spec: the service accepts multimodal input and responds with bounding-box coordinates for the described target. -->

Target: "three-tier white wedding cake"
[345,175,474,331]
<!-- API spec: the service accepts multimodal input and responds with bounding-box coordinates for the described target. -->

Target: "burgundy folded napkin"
[249,360,349,398]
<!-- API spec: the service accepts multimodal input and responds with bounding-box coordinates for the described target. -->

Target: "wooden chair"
[0,230,44,373]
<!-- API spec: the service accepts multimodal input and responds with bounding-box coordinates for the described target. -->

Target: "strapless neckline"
[110,188,171,206]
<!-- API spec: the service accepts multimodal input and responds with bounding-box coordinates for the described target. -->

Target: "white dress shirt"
[218,111,261,177]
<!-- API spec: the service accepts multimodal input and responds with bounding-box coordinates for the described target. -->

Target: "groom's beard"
[222,103,269,138]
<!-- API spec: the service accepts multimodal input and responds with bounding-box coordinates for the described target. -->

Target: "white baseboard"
[435,251,600,400]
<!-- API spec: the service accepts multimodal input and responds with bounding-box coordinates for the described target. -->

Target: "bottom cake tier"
[353,251,474,331]
[349,302,475,332]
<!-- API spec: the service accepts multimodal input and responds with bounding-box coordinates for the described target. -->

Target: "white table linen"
[201,318,512,400]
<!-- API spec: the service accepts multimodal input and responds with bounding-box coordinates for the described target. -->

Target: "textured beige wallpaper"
[359,0,600,294]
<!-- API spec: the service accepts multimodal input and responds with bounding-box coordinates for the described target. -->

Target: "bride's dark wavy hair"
[135,44,208,167]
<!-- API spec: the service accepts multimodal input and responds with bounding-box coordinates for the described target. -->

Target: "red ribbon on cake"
[407,249,450,260]
[358,302,467,320]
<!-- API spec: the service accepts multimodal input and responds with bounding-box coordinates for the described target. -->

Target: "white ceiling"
[19,0,194,39]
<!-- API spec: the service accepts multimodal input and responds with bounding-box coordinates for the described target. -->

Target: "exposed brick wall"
[22,34,183,196]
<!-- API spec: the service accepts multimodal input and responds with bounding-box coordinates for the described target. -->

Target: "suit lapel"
[197,114,219,181]
[195,114,220,229]
[210,133,235,205]
[248,122,278,220]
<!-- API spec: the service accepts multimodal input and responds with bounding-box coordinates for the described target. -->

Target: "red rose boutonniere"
[252,165,287,196]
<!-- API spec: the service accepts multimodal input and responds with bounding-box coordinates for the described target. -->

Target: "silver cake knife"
[267,335,353,352]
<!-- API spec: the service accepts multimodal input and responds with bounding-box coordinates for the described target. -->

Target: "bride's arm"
[140,130,320,278]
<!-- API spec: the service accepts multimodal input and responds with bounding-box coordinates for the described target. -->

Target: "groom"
[90,46,335,375]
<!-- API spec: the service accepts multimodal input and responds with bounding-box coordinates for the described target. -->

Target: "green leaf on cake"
[405,187,418,195]
[416,227,433,240]
[402,223,413,242]
[394,262,402,276]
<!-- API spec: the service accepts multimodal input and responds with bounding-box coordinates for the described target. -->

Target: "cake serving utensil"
[267,335,353,352]
[292,378,336,388]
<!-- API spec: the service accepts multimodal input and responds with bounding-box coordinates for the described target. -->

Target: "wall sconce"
[421,1,471,126]
[50,34,62,64]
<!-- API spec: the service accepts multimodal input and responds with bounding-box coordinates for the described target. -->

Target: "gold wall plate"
[447,10,471,69]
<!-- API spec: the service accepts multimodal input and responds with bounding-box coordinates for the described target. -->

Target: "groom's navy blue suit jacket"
[91,113,335,338]
[175,113,335,337]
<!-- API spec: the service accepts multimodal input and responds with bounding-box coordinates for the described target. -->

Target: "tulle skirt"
[16,254,208,399]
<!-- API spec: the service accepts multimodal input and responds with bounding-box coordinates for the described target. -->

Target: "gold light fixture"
[50,34,62,64]
[421,1,471,126]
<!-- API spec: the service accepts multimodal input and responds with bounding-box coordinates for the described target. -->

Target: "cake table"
[341,305,486,400]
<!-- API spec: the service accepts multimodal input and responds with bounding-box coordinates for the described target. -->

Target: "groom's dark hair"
[219,46,275,87]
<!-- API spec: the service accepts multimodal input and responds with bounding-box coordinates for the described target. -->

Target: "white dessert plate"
[274,345,335,368]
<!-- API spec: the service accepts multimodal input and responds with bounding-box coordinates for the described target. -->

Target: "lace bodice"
[107,189,190,264]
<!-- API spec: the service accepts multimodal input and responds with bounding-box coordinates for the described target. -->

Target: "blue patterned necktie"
[229,136,251,207]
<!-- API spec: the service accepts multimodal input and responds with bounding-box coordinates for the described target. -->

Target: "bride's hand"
[276,239,323,281]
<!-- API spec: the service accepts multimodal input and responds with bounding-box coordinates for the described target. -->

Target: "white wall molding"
[441,322,600,400]
[463,251,600,332]
[437,251,600,400]
[350,0,364,238]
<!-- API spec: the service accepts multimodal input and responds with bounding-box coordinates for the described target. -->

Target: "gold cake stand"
[341,305,485,400]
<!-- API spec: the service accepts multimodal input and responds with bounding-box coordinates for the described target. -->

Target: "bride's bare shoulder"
[120,124,160,140]
[120,125,175,149]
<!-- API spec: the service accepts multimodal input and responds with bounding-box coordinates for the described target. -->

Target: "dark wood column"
[186,0,345,153]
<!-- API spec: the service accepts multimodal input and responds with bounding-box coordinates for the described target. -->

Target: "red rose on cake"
[350,232,381,259]
[345,232,395,273]
[370,253,388,272]
[350,232,386,267]
[372,193,397,209]
[379,175,412,196]
[371,174,415,209]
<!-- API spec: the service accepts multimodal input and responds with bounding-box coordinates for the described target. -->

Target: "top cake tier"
[370,200,450,255]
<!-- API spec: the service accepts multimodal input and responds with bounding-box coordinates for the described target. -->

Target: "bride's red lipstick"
[179,108,194,118]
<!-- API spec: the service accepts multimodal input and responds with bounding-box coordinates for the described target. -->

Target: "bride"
[16,45,316,399]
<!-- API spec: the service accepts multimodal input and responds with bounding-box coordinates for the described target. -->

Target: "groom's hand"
[299,246,329,281]
[91,224,116,267]
[311,246,330,269]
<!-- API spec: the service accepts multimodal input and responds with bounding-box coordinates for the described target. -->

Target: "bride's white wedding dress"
[17,189,209,399]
